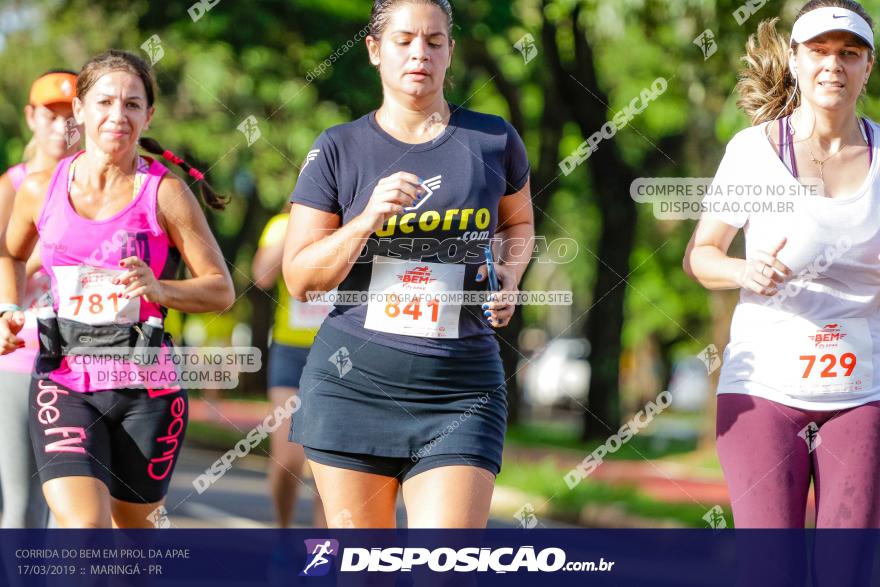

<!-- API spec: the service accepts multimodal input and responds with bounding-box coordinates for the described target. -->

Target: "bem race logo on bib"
[398,266,435,286]
[79,272,109,288]
[300,539,339,577]
[809,324,846,348]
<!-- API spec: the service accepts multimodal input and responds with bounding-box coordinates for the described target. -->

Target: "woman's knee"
[50,507,111,528]
[55,518,109,529]
[42,477,112,528]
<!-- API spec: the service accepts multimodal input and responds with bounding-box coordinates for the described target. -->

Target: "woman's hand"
[736,238,791,296]
[115,257,167,305]
[354,172,424,233]
[0,312,25,355]
[476,263,519,328]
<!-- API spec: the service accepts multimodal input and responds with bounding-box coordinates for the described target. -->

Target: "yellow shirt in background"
[258,213,330,348]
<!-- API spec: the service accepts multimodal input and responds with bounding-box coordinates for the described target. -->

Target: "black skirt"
[289,323,508,469]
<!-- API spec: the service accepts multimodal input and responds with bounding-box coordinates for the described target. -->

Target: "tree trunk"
[542,3,641,439]
[460,27,565,425]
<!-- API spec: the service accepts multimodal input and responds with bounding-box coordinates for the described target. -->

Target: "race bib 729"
[757,317,873,397]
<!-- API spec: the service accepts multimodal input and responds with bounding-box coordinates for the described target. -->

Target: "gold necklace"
[805,140,848,183]
[790,112,856,183]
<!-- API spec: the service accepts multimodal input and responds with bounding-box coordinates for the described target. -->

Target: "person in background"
[253,207,327,527]
[0,69,80,528]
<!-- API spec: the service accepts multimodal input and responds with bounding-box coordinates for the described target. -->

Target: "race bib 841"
[364,257,464,339]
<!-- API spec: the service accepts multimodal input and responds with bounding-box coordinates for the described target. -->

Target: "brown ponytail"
[139,137,228,211]
[76,51,228,211]
[737,0,875,126]
[736,18,797,125]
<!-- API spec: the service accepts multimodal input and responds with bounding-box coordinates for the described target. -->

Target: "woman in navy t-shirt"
[283,0,533,528]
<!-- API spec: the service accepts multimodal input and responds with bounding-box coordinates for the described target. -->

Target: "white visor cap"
[791,7,874,50]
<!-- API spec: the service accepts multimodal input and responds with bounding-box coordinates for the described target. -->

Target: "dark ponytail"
[77,50,228,211]
[139,137,228,211]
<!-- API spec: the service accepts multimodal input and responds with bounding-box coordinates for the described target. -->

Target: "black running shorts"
[29,378,187,503]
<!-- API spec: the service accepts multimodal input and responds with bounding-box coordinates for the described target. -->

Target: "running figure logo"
[329,347,352,378]
[237,115,262,147]
[300,539,339,577]
[330,509,355,528]
[422,112,446,144]
[404,175,442,211]
[693,29,718,60]
[514,34,539,64]
[703,505,727,529]
[799,422,822,453]
[514,503,539,529]
[146,505,172,529]
[140,34,165,66]
[63,117,80,149]
[698,344,721,375]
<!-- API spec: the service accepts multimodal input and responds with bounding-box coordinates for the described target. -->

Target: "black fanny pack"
[34,315,166,379]
[60,319,139,354]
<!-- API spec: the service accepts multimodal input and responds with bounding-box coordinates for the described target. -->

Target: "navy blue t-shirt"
[290,104,530,357]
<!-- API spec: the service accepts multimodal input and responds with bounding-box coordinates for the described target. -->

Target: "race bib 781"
[54,265,140,325]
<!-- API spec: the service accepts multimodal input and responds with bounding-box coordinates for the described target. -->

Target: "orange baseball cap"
[29,72,77,106]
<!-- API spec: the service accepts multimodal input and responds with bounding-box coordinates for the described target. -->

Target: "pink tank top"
[0,163,53,374]
[36,152,181,391]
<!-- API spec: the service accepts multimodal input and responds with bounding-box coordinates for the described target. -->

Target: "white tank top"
[709,119,880,410]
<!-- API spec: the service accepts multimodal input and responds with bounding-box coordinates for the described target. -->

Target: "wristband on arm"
[0,304,22,319]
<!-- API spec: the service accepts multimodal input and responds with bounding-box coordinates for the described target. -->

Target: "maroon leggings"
[716,393,880,528]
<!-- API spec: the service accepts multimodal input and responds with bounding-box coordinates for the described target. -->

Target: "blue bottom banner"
[0,529,877,586]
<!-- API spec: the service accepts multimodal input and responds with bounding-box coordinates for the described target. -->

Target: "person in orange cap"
[0,69,81,528]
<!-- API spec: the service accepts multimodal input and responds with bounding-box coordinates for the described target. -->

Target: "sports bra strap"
[776,116,873,180]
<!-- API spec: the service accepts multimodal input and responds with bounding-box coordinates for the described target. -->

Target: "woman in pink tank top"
[0,70,80,528]
[0,51,234,529]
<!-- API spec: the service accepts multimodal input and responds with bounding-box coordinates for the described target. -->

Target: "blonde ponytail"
[736,18,798,125]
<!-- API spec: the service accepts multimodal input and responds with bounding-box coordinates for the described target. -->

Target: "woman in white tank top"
[684,1,880,531]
